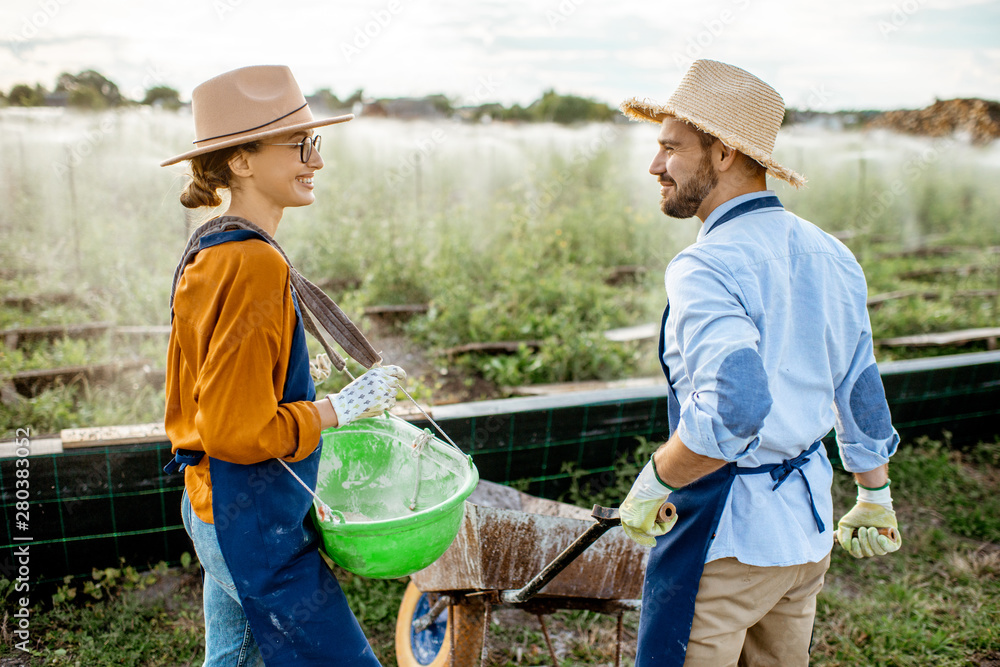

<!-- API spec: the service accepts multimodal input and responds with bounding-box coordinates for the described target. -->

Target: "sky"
[1,0,999,112]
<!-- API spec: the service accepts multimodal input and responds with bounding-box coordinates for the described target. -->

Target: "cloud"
[0,0,997,110]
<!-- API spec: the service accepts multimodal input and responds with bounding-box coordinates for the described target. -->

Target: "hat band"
[192,102,308,145]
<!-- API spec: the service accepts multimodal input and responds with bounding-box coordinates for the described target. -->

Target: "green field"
[1,108,998,661]
[1,109,998,437]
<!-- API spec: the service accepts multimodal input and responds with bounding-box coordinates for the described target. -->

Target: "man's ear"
[715,142,740,173]
[229,150,253,179]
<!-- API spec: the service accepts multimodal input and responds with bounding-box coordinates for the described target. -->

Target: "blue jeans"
[181,492,265,667]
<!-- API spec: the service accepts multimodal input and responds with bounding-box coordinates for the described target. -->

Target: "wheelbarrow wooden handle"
[657,502,676,524]
[591,502,676,526]
[833,526,898,544]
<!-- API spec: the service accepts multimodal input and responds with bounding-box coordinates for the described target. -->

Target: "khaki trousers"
[682,552,832,667]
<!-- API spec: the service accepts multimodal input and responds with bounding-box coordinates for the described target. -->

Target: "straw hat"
[160,65,353,167]
[621,60,805,188]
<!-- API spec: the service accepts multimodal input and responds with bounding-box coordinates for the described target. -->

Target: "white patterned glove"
[327,365,406,426]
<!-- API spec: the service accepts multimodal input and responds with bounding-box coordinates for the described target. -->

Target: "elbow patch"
[716,348,773,438]
[849,363,894,439]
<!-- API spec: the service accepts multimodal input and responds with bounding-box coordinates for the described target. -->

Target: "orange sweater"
[164,238,321,524]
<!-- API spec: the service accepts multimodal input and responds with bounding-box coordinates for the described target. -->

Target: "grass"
[815,438,1000,666]
[3,438,997,666]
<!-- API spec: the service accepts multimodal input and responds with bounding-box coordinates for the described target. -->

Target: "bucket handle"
[276,458,340,523]
[286,365,471,523]
[339,363,467,458]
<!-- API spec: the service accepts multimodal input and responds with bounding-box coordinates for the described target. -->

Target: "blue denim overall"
[167,230,380,666]
[634,197,826,666]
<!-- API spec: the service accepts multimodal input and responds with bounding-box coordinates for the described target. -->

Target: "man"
[618,60,903,666]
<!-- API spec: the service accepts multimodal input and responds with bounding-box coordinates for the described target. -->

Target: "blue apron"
[635,196,826,666]
[167,229,380,666]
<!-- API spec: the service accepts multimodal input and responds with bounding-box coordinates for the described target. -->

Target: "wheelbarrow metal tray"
[411,501,648,600]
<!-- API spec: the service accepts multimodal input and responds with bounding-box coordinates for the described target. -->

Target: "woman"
[160,65,403,666]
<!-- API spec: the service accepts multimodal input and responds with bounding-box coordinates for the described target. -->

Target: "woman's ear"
[228,150,253,179]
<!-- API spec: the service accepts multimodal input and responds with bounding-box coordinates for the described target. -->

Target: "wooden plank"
[5,359,151,397]
[1,321,113,348]
[505,377,667,397]
[0,437,63,458]
[1,292,79,310]
[442,340,543,357]
[363,304,429,315]
[876,327,1000,349]
[315,276,362,292]
[953,289,1000,299]
[61,422,166,448]
[605,265,646,286]
[876,246,961,259]
[362,304,429,328]
[604,322,658,342]
[867,290,939,307]
[868,289,998,308]
[899,265,980,280]
[0,323,171,349]
[114,325,172,336]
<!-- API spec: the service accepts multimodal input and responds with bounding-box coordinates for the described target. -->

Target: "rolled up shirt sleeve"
[194,326,320,464]
[833,319,900,473]
[667,252,773,462]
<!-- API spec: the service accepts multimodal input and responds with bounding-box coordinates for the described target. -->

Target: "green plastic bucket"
[311,414,478,579]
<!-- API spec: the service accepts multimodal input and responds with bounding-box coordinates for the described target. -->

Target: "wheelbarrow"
[394,479,672,666]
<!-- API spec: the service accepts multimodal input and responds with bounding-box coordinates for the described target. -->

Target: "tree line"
[3,70,182,110]
[2,69,619,124]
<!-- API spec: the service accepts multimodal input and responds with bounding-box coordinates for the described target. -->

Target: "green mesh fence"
[0,442,188,588]
[2,350,999,587]
[409,394,670,501]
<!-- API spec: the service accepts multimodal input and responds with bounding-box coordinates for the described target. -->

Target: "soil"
[867,97,1000,145]
[484,607,638,664]
[363,319,502,407]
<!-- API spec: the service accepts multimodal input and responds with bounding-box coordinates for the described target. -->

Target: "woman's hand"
[325,365,407,427]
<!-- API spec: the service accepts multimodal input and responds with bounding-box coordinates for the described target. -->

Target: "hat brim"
[620,97,806,189]
[160,113,354,167]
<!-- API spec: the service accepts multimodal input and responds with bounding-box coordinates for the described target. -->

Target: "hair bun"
[178,142,259,208]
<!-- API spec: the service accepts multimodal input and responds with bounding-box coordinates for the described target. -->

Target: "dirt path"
[365,321,501,406]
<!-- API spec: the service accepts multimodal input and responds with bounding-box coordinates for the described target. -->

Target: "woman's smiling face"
[242,129,324,210]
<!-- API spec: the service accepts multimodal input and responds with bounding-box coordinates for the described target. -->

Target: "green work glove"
[836,480,902,558]
[620,458,678,547]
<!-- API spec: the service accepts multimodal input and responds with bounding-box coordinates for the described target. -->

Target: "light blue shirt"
[662,190,899,567]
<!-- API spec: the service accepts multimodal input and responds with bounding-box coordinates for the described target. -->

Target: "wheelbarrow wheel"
[395,581,485,666]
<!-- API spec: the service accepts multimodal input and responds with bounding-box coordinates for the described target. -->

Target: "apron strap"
[163,449,205,474]
[733,440,826,532]
[704,195,783,236]
[635,464,738,667]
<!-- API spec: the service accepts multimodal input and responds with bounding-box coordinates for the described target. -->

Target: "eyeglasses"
[263,135,321,163]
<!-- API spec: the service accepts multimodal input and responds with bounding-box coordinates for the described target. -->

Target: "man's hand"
[620,459,678,547]
[836,480,902,558]
[327,365,406,427]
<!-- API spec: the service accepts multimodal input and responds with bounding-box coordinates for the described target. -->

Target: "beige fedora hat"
[621,59,805,188]
[160,65,353,167]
